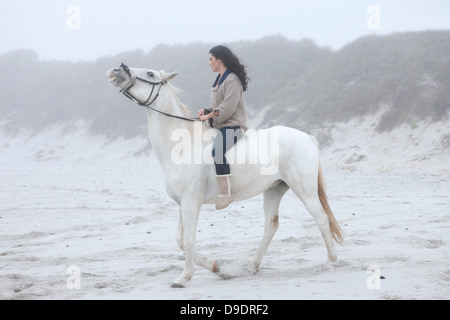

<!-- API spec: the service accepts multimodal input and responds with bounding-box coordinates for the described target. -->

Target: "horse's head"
[106,63,130,87]
[106,63,178,88]
[107,63,179,107]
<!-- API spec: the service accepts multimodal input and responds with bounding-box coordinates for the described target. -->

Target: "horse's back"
[241,126,319,160]
[224,126,320,200]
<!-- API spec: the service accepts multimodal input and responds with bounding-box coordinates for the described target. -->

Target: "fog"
[1,0,450,302]
[1,0,450,61]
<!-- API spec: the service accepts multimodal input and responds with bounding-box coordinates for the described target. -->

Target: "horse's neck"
[146,92,192,172]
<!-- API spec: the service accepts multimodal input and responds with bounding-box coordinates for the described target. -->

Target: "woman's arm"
[199,111,214,123]
[213,79,242,124]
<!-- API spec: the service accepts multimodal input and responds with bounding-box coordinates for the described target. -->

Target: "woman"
[198,45,250,210]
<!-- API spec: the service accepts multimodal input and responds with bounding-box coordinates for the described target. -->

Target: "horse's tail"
[318,164,344,245]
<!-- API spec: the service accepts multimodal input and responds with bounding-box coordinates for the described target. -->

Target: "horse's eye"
[147,72,154,77]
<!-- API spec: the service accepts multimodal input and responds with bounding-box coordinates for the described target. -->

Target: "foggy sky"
[1,0,450,61]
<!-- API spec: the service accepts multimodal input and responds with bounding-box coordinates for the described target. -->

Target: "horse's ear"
[162,71,178,82]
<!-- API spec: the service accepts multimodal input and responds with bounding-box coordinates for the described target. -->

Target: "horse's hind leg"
[290,185,338,265]
[303,194,337,264]
[248,182,289,273]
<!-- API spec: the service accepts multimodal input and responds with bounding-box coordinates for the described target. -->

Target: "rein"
[119,63,200,122]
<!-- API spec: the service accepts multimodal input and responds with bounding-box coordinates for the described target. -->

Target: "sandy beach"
[0,116,449,300]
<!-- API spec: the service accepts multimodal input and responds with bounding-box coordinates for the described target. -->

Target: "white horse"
[106,64,343,288]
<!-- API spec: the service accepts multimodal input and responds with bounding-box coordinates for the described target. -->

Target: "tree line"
[1,31,448,139]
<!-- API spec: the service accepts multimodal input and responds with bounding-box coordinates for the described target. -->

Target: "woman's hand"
[199,112,213,123]
[198,108,215,123]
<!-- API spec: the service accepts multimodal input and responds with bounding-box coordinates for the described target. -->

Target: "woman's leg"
[212,127,243,210]
[212,128,230,176]
[212,127,243,175]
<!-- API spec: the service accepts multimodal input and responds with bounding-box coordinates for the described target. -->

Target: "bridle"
[118,63,199,122]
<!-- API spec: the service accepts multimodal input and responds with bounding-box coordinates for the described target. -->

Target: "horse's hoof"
[247,264,258,274]
[212,261,220,273]
[218,273,235,280]
[171,283,185,289]
[325,257,338,268]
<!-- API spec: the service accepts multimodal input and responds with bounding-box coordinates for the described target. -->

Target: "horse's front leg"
[176,208,184,251]
[174,206,219,288]
[173,197,217,288]
[172,201,198,288]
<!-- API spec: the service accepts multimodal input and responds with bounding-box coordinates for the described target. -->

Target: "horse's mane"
[166,82,193,119]
[166,82,219,133]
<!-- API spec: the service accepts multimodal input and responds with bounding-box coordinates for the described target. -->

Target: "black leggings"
[212,126,244,176]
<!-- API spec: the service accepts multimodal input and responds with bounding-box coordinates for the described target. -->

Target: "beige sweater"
[206,73,248,131]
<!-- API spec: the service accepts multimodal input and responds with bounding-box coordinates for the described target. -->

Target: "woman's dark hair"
[209,45,250,92]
